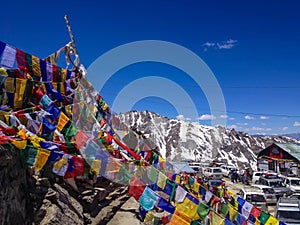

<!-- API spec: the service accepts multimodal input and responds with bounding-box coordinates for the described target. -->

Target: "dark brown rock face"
[0,145,33,225]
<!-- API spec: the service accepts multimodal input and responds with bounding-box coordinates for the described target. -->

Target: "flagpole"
[64,15,80,68]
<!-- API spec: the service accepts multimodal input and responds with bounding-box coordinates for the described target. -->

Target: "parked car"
[259,176,292,199]
[288,193,300,200]
[203,167,223,179]
[251,184,277,205]
[280,175,300,193]
[238,187,268,212]
[220,164,237,177]
[252,171,266,184]
[274,197,300,225]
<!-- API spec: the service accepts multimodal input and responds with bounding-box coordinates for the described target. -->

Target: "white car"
[280,176,300,193]
[203,167,223,179]
[252,171,278,184]
[238,187,268,212]
[251,184,277,205]
[220,164,237,177]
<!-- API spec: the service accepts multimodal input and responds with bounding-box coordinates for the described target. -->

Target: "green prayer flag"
[197,201,210,220]
[259,211,270,225]
[221,203,229,215]
[147,166,159,183]
[116,166,133,185]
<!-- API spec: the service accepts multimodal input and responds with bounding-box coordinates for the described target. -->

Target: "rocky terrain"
[117,110,298,169]
[0,145,142,225]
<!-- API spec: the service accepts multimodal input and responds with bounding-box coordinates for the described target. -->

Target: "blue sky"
[1,0,300,135]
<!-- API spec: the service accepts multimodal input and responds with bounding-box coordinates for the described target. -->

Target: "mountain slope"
[117,111,298,170]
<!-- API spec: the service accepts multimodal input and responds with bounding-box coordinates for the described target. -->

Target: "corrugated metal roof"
[275,142,300,161]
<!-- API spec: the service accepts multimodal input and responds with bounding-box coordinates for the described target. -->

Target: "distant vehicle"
[252,171,266,184]
[259,176,292,199]
[289,193,300,200]
[280,176,300,193]
[203,167,223,179]
[220,164,237,177]
[252,171,278,184]
[251,184,277,205]
[238,187,268,212]
[274,197,300,225]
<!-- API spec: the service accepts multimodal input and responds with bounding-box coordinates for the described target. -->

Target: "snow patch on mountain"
[117,111,299,170]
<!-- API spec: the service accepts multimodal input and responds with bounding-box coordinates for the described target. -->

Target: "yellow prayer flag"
[0,67,8,76]
[227,189,235,197]
[228,204,238,222]
[157,171,167,189]
[158,156,165,163]
[65,105,72,115]
[34,148,50,171]
[18,129,28,140]
[61,68,67,82]
[53,157,68,171]
[14,78,27,108]
[175,174,181,183]
[169,210,192,225]
[5,77,14,93]
[255,219,261,225]
[211,211,225,225]
[175,197,200,221]
[90,160,101,176]
[56,112,70,132]
[32,55,41,77]
[144,212,155,222]
[265,215,279,225]
[11,139,27,150]
[192,181,200,193]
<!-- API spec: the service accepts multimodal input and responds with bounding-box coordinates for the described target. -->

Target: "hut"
[257,142,300,176]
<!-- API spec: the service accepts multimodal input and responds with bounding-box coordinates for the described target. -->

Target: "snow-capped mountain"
[117,110,298,170]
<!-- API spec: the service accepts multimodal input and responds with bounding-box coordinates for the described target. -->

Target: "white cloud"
[245,115,255,120]
[294,121,300,127]
[282,127,289,131]
[251,126,265,131]
[228,117,235,121]
[197,114,216,120]
[202,42,215,47]
[261,122,266,126]
[176,114,191,121]
[237,122,248,126]
[202,39,237,50]
[217,39,238,49]
[265,128,272,131]
[260,116,269,120]
[220,115,228,119]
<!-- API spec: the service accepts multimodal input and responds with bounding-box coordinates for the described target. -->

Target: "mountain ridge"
[117,110,299,170]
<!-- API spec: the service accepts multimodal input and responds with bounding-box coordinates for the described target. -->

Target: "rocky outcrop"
[0,145,140,225]
[0,144,34,225]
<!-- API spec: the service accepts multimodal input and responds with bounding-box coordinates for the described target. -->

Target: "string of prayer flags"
[34,148,51,170]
